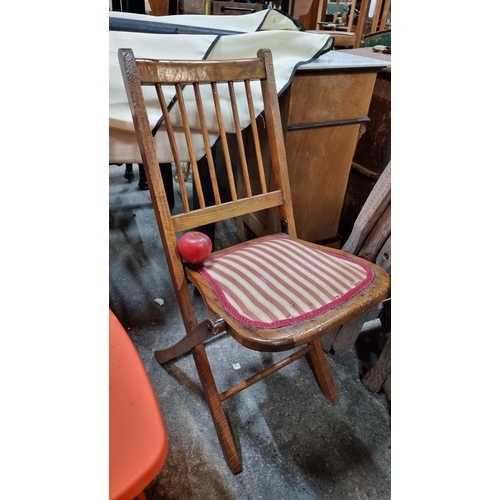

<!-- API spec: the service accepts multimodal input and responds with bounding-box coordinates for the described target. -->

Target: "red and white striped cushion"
[197,236,374,328]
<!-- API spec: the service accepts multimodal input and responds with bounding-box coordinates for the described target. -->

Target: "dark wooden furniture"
[119,47,390,474]
[337,47,391,243]
[111,0,146,14]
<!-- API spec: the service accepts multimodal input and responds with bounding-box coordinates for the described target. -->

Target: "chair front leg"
[192,343,243,474]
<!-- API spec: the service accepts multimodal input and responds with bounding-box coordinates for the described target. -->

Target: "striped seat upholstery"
[198,236,374,328]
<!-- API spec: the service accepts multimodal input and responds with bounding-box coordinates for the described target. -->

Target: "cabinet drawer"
[286,71,377,125]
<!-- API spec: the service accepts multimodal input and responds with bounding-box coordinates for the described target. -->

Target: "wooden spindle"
[371,0,384,33]
[155,84,190,212]
[211,82,237,201]
[193,82,221,205]
[228,81,252,198]
[379,0,391,30]
[347,0,356,32]
[333,0,339,23]
[175,83,206,208]
[245,80,267,194]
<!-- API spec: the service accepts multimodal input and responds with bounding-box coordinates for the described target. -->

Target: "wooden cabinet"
[235,51,387,245]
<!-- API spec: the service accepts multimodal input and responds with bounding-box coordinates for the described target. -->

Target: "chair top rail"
[135,57,267,85]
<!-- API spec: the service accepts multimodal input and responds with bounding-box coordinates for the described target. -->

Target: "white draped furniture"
[109,10,389,243]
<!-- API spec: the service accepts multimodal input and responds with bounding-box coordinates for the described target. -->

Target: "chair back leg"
[307,339,339,403]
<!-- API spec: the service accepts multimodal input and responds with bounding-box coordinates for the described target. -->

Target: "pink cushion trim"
[198,235,374,328]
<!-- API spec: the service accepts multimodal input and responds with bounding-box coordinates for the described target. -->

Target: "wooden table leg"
[124,163,135,181]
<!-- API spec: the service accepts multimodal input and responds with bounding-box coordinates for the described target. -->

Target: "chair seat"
[199,235,373,327]
[187,235,390,352]
[109,310,168,500]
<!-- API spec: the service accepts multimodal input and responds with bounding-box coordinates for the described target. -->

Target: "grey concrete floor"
[109,163,391,500]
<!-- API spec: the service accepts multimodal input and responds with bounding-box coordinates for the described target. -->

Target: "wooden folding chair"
[119,47,391,474]
[354,0,391,48]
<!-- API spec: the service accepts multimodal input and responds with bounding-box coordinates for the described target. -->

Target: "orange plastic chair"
[109,309,168,500]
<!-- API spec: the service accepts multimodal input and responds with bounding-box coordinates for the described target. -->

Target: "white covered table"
[109,11,389,244]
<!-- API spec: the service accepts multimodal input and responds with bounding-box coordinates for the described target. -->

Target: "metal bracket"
[154,315,226,364]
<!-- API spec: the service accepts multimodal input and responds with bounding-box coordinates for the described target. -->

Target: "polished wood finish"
[119,48,390,473]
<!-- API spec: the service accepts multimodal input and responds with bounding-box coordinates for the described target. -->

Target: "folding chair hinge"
[154,315,226,364]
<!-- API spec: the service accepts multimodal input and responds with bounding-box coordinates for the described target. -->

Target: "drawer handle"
[288,117,370,131]
[220,5,257,12]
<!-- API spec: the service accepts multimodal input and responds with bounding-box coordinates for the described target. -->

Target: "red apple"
[178,231,212,266]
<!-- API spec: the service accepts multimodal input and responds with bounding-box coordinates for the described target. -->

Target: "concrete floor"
[109,163,391,500]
